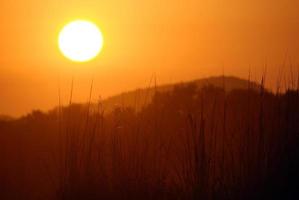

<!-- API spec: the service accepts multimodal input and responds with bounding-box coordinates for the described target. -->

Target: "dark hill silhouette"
[0,76,259,118]
[99,76,260,113]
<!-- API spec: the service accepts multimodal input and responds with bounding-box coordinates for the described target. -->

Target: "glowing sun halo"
[58,20,104,62]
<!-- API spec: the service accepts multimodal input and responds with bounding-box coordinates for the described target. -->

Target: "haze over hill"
[0,76,260,119]
[99,76,260,113]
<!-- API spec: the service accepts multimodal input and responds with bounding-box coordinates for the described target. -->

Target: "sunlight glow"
[58,20,104,62]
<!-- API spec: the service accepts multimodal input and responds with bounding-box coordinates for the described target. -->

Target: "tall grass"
[49,76,299,200]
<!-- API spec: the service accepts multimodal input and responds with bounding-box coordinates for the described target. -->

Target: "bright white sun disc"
[59,20,103,62]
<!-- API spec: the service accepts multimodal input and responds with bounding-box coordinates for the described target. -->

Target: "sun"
[58,20,104,62]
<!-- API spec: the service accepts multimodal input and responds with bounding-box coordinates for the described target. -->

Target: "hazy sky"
[0,0,298,116]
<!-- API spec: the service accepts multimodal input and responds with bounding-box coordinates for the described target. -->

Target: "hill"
[99,76,260,112]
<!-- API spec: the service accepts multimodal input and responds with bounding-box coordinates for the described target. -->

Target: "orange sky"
[0,0,299,116]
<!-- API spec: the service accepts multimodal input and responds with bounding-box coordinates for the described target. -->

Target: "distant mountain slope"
[0,115,15,122]
[100,76,260,112]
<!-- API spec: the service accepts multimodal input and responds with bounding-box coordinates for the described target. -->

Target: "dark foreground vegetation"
[0,78,298,200]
